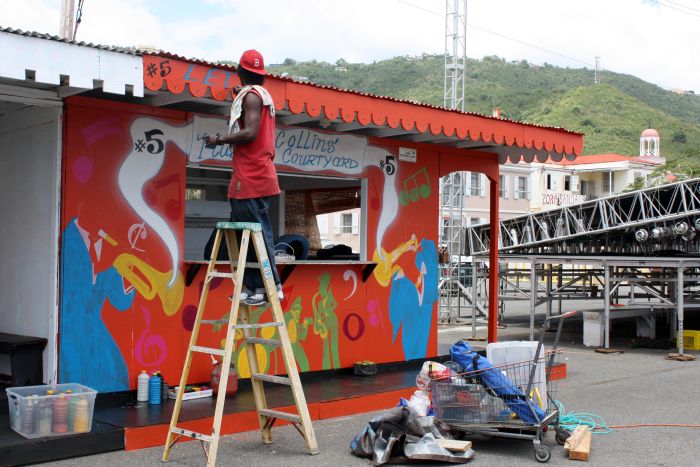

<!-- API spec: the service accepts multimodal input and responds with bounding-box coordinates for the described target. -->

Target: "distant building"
[316,209,361,252]
[457,128,666,223]
[670,88,695,96]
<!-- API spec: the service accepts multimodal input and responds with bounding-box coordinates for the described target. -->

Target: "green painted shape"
[216,221,262,232]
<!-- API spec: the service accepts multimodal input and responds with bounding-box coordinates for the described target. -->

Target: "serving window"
[184,165,365,262]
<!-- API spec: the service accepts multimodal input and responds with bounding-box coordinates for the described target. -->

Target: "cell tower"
[444,0,467,110]
[594,56,601,84]
[439,0,468,323]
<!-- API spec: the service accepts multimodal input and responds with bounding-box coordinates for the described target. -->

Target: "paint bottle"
[65,390,75,430]
[37,390,54,436]
[21,395,37,435]
[137,370,150,402]
[160,374,169,403]
[73,397,90,433]
[53,394,69,433]
[210,359,238,396]
[148,372,162,405]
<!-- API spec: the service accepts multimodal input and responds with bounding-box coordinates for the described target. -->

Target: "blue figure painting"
[388,238,439,360]
[59,218,135,392]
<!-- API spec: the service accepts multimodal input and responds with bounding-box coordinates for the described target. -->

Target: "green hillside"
[524,84,700,156]
[266,55,700,162]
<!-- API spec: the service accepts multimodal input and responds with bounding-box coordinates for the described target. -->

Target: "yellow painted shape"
[288,318,298,343]
[113,253,184,316]
[372,236,419,287]
[261,326,275,339]
[236,344,268,378]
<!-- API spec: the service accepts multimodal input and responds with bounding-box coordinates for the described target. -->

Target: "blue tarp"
[449,340,545,424]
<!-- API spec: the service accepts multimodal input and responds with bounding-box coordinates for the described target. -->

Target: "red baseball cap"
[238,49,266,75]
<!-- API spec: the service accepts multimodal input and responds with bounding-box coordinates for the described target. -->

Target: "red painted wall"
[58,97,495,392]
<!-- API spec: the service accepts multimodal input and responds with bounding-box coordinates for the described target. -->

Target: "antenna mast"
[439,0,468,324]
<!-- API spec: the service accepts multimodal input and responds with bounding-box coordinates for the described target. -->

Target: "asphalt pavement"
[41,303,700,467]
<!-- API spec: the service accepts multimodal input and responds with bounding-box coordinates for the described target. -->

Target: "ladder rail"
[250,231,319,453]
[206,228,250,465]
[240,300,273,443]
[162,228,224,462]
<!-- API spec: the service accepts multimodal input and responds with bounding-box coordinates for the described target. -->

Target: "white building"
[459,128,665,222]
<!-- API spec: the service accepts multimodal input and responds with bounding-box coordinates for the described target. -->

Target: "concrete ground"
[42,301,700,467]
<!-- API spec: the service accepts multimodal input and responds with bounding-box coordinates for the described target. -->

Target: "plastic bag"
[408,389,431,416]
[416,361,451,391]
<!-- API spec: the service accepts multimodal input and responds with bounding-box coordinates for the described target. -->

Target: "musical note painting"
[399,167,431,206]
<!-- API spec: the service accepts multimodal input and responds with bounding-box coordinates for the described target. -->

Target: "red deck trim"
[124,387,415,450]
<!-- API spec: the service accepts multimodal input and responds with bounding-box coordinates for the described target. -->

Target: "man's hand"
[205,134,219,147]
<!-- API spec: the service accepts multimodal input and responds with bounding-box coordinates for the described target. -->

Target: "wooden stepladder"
[162,222,319,466]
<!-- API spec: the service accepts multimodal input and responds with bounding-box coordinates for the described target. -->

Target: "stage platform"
[1,357,443,466]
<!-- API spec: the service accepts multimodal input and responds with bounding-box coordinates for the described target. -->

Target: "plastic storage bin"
[486,341,547,408]
[6,383,97,439]
[677,330,700,351]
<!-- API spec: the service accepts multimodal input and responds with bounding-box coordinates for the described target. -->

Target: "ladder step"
[233,322,283,330]
[170,427,213,443]
[258,409,301,423]
[251,373,291,385]
[216,221,262,232]
[208,271,235,279]
[246,337,282,347]
[190,345,225,356]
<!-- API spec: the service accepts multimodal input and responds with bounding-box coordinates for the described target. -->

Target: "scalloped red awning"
[143,55,583,158]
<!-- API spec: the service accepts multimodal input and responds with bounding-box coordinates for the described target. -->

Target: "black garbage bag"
[350,407,474,465]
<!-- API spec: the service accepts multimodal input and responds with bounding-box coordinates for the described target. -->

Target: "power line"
[395,0,593,67]
[662,0,700,13]
[648,0,700,18]
[73,0,85,40]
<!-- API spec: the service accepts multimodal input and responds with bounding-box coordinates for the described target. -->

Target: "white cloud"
[2,0,698,90]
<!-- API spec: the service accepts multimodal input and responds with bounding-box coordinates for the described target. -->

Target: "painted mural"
[59,97,441,393]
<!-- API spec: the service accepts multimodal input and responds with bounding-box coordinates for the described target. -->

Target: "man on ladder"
[162,51,318,466]
[206,49,282,306]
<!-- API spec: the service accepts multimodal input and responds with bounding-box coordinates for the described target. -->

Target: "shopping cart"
[432,310,577,463]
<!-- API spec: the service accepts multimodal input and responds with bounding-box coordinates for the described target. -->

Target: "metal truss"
[466,178,700,256]
[438,0,469,324]
[444,0,467,111]
[439,172,468,323]
[471,254,700,353]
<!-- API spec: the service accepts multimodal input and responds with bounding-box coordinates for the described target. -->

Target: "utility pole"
[59,0,76,40]
[594,56,601,84]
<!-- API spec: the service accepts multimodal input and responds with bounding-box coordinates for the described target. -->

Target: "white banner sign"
[274,127,367,175]
[189,115,231,164]
[187,116,368,175]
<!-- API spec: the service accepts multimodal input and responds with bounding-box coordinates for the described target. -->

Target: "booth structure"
[0,28,583,395]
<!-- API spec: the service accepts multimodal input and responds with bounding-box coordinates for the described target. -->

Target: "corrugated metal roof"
[150,50,581,137]
[0,25,146,55]
[0,26,583,153]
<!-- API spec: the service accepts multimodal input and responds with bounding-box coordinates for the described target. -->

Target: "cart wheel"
[534,446,552,463]
[555,428,571,445]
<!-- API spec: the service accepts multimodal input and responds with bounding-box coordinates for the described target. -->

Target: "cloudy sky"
[2,0,698,91]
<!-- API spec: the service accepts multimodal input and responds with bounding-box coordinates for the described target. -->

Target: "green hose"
[555,400,612,434]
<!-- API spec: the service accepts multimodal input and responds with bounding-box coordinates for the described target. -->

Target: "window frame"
[184,164,368,261]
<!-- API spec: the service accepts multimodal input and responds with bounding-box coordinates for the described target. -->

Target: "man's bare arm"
[206,92,263,146]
